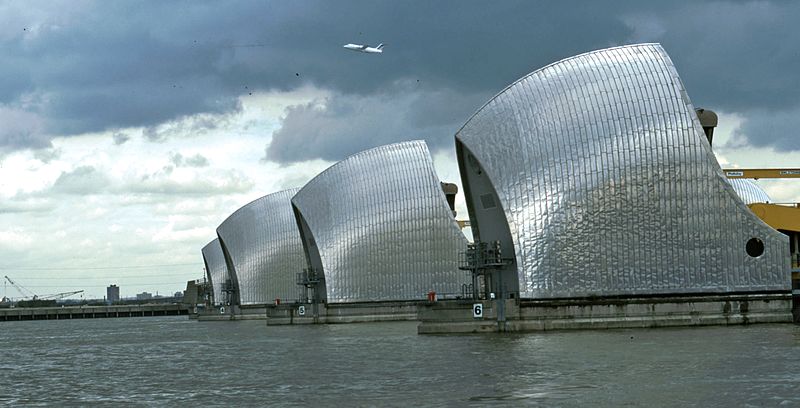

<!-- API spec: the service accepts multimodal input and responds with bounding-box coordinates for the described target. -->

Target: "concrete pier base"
[792,271,799,323]
[418,293,794,334]
[0,304,188,321]
[266,301,418,325]
[196,305,268,321]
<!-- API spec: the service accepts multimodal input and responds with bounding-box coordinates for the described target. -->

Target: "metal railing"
[296,268,324,304]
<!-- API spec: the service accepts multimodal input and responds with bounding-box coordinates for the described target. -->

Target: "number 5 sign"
[473,303,483,319]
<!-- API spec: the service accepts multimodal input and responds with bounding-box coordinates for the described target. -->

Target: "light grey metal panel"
[201,238,228,306]
[216,188,305,305]
[292,140,469,303]
[726,178,771,204]
[456,43,790,299]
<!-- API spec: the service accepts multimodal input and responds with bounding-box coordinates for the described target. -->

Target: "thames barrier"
[193,43,800,331]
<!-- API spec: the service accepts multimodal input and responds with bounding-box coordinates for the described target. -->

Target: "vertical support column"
[793,232,800,323]
[793,275,799,324]
[496,272,506,332]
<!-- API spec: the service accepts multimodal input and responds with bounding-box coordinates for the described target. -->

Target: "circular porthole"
[746,238,764,258]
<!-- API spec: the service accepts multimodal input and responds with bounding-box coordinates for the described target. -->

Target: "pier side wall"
[418,294,793,334]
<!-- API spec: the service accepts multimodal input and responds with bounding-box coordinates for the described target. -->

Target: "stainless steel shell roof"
[726,178,771,204]
[216,188,305,305]
[201,238,228,306]
[291,140,469,303]
[455,43,790,298]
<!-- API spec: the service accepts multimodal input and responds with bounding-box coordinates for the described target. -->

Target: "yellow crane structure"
[723,169,800,280]
[722,168,800,180]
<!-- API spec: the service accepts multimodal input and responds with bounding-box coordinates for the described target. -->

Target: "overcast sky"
[2,1,799,299]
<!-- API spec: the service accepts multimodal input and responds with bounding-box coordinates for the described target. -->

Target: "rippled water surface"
[1,317,799,406]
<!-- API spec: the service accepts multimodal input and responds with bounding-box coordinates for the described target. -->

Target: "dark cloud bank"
[2,1,799,158]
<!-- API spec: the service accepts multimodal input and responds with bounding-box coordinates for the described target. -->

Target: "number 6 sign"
[473,303,483,319]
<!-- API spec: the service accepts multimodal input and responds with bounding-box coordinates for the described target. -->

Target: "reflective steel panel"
[456,43,790,299]
[201,238,228,306]
[292,140,469,303]
[216,188,305,305]
[726,179,771,204]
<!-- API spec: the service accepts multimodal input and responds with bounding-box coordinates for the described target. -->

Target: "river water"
[1,317,798,407]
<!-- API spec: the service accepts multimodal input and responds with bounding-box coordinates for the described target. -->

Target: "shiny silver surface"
[456,43,790,299]
[201,238,228,305]
[726,178,771,204]
[216,188,305,305]
[292,140,469,303]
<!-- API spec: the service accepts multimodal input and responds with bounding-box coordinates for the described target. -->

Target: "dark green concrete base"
[266,301,419,325]
[196,305,267,321]
[0,304,188,321]
[418,293,794,334]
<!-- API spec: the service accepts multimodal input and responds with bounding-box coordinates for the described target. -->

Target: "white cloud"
[0,196,54,213]
[0,87,331,298]
[0,228,33,250]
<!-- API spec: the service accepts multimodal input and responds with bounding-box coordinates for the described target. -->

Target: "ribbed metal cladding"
[201,238,228,306]
[727,179,771,204]
[456,43,790,299]
[291,140,469,303]
[216,188,305,305]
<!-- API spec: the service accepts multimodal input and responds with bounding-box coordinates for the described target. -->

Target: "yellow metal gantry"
[723,168,800,233]
[723,168,800,279]
[722,168,800,179]
[748,203,800,233]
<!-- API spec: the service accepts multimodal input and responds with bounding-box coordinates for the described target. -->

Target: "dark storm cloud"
[625,2,800,111]
[3,1,799,153]
[735,108,800,152]
[0,108,49,152]
[266,85,491,163]
[618,1,800,150]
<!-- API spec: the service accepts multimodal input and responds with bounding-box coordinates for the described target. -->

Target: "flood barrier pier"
[418,293,794,334]
[793,269,800,323]
[0,304,189,321]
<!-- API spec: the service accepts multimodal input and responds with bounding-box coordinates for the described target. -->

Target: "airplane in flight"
[343,43,385,54]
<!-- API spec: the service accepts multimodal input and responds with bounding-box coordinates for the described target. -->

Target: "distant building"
[107,285,120,303]
[136,292,153,301]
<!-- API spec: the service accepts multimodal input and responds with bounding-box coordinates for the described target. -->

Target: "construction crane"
[38,290,84,300]
[4,275,38,300]
[3,276,84,301]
